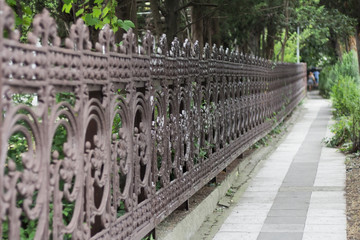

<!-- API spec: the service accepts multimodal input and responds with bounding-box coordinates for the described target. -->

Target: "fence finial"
[158,34,168,56]
[183,39,191,58]
[194,40,200,59]
[204,43,210,59]
[142,30,154,55]
[219,46,225,60]
[27,9,60,47]
[212,44,218,60]
[0,2,20,41]
[170,37,180,57]
[96,24,116,53]
[65,19,92,51]
[121,28,137,55]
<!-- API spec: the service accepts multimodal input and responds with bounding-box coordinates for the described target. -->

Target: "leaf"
[62,3,72,13]
[123,20,135,28]
[29,230,36,239]
[15,16,22,26]
[92,8,102,18]
[84,14,99,26]
[103,6,110,17]
[94,0,104,4]
[63,0,72,4]
[117,19,135,31]
[95,21,104,30]
[23,16,32,27]
[6,0,16,6]
[103,17,110,24]
[76,8,84,17]
[22,6,32,15]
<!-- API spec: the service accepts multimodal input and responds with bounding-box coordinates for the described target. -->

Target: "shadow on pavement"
[307,90,323,99]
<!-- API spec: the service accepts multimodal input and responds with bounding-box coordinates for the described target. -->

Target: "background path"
[213,93,346,240]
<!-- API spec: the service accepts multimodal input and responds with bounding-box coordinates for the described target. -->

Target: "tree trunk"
[149,0,163,39]
[356,24,360,72]
[348,35,357,51]
[281,0,289,62]
[212,13,220,46]
[191,3,204,51]
[265,24,276,60]
[115,0,138,44]
[164,0,179,41]
[261,29,266,58]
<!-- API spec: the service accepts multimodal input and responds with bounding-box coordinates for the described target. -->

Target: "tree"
[319,0,360,70]
[295,4,355,66]
[5,0,135,45]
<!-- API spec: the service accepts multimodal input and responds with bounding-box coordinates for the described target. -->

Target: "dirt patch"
[346,155,360,240]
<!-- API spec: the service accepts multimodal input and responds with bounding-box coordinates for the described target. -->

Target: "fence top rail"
[0,1,305,69]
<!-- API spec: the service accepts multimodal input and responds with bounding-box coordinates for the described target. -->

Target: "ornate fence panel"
[0,2,307,240]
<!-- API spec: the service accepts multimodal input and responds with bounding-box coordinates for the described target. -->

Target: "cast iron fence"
[0,2,306,239]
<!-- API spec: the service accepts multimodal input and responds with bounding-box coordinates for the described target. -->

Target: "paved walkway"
[213,94,347,240]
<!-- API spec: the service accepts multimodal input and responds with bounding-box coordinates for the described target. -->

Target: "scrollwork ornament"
[27,9,60,47]
[2,86,13,111]
[36,86,55,117]
[59,143,77,191]
[74,86,82,112]
[115,128,129,175]
[102,84,112,108]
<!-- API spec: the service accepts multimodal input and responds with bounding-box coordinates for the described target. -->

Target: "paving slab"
[257,232,303,240]
[213,96,347,240]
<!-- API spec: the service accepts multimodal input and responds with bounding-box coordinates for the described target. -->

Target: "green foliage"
[325,56,360,152]
[319,50,359,97]
[142,234,155,240]
[295,5,356,67]
[324,116,352,148]
[274,31,298,63]
[61,0,134,33]
[331,76,360,117]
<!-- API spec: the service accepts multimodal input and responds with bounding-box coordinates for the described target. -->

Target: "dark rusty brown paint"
[0,1,307,239]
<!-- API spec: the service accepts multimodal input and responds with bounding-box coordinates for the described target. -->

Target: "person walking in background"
[308,71,315,91]
[313,69,320,87]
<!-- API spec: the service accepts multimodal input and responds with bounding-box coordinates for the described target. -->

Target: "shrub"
[331,76,360,117]
[319,50,359,98]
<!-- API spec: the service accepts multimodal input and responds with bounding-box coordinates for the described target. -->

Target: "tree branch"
[175,8,217,35]
[177,1,218,12]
